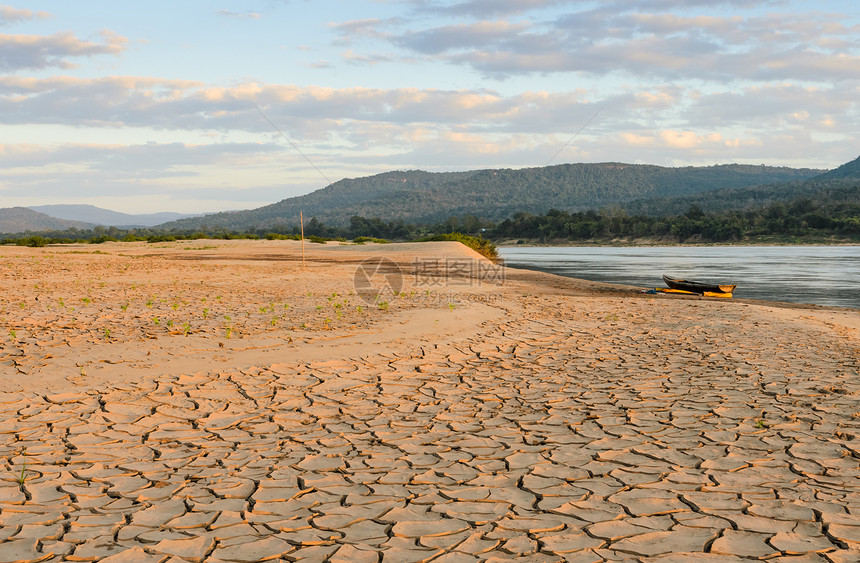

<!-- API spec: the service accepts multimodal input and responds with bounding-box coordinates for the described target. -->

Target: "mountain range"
[157,162,824,231]
[27,205,199,227]
[0,204,201,235]
[2,156,858,235]
[0,208,92,234]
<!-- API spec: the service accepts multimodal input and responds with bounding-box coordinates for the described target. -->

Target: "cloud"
[0,141,298,213]
[407,0,780,18]
[0,5,51,25]
[411,0,577,18]
[334,4,860,83]
[215,10,262,20]
[683,83,860,134]
[1,75,856,145]
[0,71,855,198]
[0,30,127,71]
[330,18,402,46]
[394,20,530,55]
[0,141,281,171]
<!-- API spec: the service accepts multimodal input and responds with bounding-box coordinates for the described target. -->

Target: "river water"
[499,245,860,309]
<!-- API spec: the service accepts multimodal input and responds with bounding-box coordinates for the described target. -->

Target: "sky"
[0,0,858,214]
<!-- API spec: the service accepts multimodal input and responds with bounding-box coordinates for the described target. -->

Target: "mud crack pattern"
[0,297,859,562]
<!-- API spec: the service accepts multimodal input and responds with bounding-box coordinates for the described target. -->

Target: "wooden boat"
[662,274,736,295]
[655,287,733,298]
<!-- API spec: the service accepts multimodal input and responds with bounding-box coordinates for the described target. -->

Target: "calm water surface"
[499,246,860,309]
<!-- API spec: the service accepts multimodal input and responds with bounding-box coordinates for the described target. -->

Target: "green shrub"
[416,233,498,260]
[21,236,48,247]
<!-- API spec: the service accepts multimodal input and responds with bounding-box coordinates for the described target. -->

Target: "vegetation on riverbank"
[3,185,858,249]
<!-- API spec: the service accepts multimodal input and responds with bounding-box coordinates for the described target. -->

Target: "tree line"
[3,190,859,247]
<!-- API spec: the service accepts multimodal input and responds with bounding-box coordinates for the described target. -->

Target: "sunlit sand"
[0,240,857,561]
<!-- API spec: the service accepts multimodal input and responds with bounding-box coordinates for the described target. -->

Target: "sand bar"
[0,239,858,561]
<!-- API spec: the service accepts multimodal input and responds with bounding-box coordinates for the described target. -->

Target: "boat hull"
[662,275,736,295]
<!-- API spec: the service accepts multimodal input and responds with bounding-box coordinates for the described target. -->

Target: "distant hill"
[0,208,92,234]
[625,159,860,216]
[816,154,860,180]
[157,162,821,230]
[28,204,200,227]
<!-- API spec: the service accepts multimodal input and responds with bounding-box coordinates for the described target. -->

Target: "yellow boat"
[656,287,733,298]
[662,275,735,297]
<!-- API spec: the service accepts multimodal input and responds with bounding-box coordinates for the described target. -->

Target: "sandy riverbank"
[0,239,858,561]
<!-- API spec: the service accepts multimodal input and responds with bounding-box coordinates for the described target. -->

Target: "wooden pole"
[300,211,305,269]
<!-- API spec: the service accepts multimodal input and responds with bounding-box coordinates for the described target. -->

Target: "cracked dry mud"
[0,240,858,562]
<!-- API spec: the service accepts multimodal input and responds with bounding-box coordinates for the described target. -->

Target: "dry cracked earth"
[1,243,859,562]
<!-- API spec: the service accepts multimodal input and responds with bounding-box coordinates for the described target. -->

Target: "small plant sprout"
[202,308,209,319]
[225,326,233,339]
[356,306,363,314]
[16,448,28,486]
[121,302,129,312]
[9,329,16,341]
[166,320,174,328]
[182,323,191,336]
[152,317,160,325]
[103,327,111,340]
[58,297,65,307]
[171,302,180,311]
[270,317,277,326]
[284,304,290,310]
[81,297,91,305]
[18,302,26,310]
[146,299,153,308]
[378,301,389,311]
[448,302,456,311]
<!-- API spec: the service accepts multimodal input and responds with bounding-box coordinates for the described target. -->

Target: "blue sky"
[1,0,858,214]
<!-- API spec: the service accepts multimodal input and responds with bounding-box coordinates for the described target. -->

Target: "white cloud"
[1,76,856,165]
[215,10,262,20]
[0,30,127,71]
[334,4,860,83]
[0,5,51,25]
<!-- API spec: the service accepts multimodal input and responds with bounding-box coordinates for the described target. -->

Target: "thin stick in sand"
[300,210,305,269]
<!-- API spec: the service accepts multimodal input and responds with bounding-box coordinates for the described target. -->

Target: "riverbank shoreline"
[499,245,860,310]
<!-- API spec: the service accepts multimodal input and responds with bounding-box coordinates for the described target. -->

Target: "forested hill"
[625,159,860,216]
[156,162,820,230]
[817,154,860,179]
